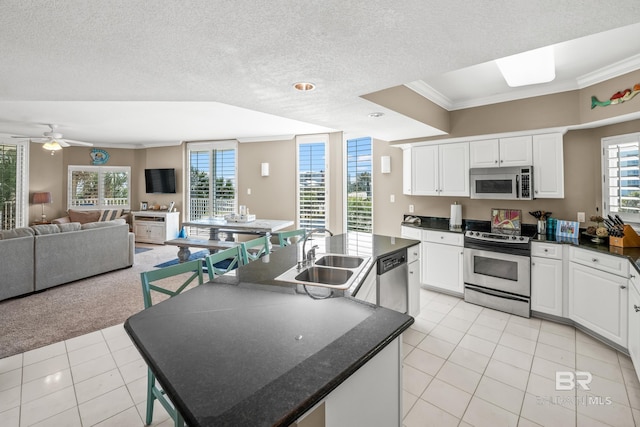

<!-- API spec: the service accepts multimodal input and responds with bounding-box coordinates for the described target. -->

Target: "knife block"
[609,225,640,248]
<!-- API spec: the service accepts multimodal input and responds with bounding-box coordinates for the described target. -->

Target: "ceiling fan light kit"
[10,123,93,153]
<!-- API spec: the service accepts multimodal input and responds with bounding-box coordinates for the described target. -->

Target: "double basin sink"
[275,254,370,290]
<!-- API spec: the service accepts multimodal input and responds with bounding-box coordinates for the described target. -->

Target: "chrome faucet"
[301,228,333,268]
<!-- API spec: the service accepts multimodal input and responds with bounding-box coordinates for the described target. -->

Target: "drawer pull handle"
[544,249,548,252]
[631,274,636,279]
[621,285,627,290]
[441,236,444,239]
[592,258,598,262]
[409,271,414,274]
[635,305,640,312]
[413,252,418,256]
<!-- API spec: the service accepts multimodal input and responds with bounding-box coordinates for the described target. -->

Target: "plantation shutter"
[68,166,130,210]
[603,133,640,224]
[297,137,328,230]
[346,137,372,233]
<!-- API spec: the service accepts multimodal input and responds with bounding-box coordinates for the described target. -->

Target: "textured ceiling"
[0,1,640,147]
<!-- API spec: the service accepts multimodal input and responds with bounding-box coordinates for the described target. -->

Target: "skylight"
[496,46,556,87]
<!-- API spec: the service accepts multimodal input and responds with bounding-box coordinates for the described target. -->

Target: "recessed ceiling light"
[368,112,384,118]
[496,46,555,87]
[293,82,316,91]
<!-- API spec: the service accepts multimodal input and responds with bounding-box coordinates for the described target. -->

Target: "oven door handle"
[465,285,528,302]
[516,175,520,199]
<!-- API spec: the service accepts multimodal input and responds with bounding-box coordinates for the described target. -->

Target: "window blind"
[346,137,372,233]
[68,166,130,210]
[603,133,640,223]
[298,140,327,230]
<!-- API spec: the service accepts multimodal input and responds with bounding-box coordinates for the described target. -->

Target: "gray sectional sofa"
[0,219,134,301]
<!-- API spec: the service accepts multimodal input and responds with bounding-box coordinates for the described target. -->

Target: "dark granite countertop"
[124,232,416,426]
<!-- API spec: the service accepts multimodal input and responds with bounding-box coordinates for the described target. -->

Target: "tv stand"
[132,211,179,244]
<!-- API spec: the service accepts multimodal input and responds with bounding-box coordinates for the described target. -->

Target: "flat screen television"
[145,168,176,194]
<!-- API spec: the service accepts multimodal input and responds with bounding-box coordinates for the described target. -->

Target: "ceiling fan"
[11,124,93,154]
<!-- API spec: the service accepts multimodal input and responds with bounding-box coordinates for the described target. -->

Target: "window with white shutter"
[297,134,329,231]
[0,141,28,229]
[346,137,372,234]
[67,166,130,210]
[603,132,640,224]
[187,140,237,223]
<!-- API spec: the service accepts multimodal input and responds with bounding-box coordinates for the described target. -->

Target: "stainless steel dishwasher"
[377,249,408,313]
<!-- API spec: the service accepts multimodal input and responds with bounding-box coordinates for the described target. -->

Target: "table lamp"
[32,192,52,222]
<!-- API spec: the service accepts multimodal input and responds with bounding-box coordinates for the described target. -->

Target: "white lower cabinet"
[628,274,640,383]
[531,242,563,316]
[568,261,628,348]
[531,256,563,316]
[422,231,463,295]
[294,337,401,427]
[407,245,420,317]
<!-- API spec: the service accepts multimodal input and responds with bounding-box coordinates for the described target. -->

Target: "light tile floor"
[1,288,640,426]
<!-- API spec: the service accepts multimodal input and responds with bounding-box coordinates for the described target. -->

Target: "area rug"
[135,246,153,254]
[0,244,187,359]
[154,249,210,268]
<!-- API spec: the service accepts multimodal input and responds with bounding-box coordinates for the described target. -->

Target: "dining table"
[182,218,294,241]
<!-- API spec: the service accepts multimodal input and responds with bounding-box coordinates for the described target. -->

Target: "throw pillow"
[99,208,123,222]
[0,227,34,240]
[68,209,101,224]
[32,224,61,235]
[57,222,82,233]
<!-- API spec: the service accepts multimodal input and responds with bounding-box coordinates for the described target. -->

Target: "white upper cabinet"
[469,139,500,167]
[470,136,532,168]
[404,143,469,196]
[533,133,564,198]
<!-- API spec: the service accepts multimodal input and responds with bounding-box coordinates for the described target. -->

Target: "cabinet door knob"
[631,274,636,279]
[635,305,640,312]
[592,258,598,262]
[500,160,503,163]
[621,285,627,289]
[532,262,535,266]
[409,271,414,274]
[441,236,444,239]
[544,249,548,252]
[535,190,539,194]
[413,252,418,256]
[494,160,498,164]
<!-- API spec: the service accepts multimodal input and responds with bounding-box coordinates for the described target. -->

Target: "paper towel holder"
[449,201,463,232]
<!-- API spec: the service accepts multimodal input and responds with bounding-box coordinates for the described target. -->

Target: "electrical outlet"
[390,194,395,203]
[247,188,251,195]
[577,212,585,222]
[409,204,415,213]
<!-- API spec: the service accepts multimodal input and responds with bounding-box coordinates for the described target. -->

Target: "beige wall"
[30,144,183,223]
[372,119,640,237]
[237,132,345,235]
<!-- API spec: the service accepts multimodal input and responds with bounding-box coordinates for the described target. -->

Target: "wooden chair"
[240,235,271,264]
[139,259,204,426]
[277,229,306,247]
[204,245,244,280]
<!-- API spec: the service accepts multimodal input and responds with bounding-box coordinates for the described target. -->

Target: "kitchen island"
[124,233,417,426]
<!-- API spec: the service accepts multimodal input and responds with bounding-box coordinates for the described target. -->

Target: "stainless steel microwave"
[469,166,533,200]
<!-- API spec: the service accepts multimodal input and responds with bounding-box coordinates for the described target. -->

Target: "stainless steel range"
[463,225,532,318]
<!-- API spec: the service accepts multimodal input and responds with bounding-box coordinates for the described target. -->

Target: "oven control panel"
[465,231,529,244]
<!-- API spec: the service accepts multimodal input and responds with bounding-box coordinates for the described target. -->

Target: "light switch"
[247,188,252,195]
[409,204,414,213]
[577,212,585,222]
[390,194,395,203]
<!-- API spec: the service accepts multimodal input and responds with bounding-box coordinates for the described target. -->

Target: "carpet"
[135,246,153,254]
[0,244,190,359]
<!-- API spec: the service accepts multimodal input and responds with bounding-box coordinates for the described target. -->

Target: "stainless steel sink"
[274,253,371,291]
[315,255,364,269]
[295,266,353,286]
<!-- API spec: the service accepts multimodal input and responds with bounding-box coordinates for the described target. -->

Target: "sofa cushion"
[68,209,101,224]
[99,208,123,222]
[32,224,61,235]
[57,222,82,232]
[81,218,126,229]
[0,227,34,240]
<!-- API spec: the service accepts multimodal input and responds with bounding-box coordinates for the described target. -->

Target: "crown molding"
[403,81,453,110]
[577,53,640,88]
